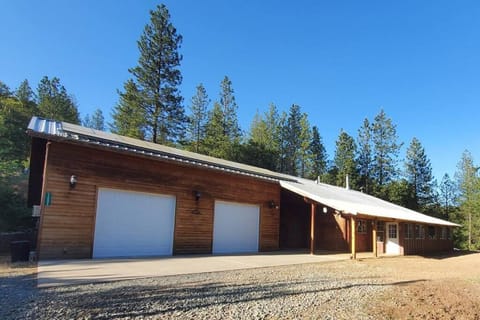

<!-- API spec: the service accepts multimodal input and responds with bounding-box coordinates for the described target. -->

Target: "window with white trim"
[388,224,397,239]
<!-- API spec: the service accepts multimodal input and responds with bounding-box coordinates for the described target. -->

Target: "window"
[377,221,385,232]
[404,224,413,239]
[428,226,436,239]
[441,227,448,239]
[447,228,452,240]
[376,221,385,242]
[388,224,397,239]
[415,224,425,239]
[357,220,367,233]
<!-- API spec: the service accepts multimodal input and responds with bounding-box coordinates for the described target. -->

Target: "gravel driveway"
[2,260,394,320]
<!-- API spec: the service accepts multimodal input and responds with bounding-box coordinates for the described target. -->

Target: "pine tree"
[439,173,456,219]
[299,113,312,178]
[110,80,145,139]
[37,76,80,123]
[83,108,105,131]
[371,109,402,195]
[405,137,435,211]
[203,102,230,159]
[129,4,186,144]
[16,79,37,112]
[187,84,209,152]
[454,150,480,250]
[333,130,358,188]
[309,126,327,180]
[357,118,373,194]
[244,104,281,171]
[283,104,302,176]
[218,76,241,142]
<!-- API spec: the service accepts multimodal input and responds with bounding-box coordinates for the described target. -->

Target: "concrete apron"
[37,251,352,288]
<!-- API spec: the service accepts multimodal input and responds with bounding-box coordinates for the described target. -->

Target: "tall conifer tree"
[37,76,80,123]
[310,126,327,179]
[187,84,209,152]
[371,109,401,195]
[405,137,434,211]
[129,4,186,144]
[111,80,145,139]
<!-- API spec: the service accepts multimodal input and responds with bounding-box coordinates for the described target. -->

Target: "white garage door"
[212,201,260,254]
[93,188,176,258]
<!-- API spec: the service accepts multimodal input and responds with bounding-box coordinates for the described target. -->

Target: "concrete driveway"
[37,251,352,288]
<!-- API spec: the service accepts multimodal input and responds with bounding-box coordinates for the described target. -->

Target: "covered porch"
[279,179,458,259]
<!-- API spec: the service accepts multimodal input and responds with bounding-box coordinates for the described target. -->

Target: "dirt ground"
[1,252,480,319]
[364,252,480,319]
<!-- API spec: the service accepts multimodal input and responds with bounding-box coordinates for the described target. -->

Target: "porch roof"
[280,178,460,227]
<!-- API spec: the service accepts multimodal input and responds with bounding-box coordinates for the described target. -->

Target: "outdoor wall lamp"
[194,190,201,202]
[269,200,279,209]
[69,175,77,189]
[323,207,328,214]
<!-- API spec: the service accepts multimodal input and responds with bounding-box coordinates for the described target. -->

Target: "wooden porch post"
[351,216,356,259]
[310,203,315,255]
[372,220,377,258]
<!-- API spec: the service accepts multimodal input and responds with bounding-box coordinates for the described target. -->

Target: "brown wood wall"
[400,223,453,255]
[36,140,281,259]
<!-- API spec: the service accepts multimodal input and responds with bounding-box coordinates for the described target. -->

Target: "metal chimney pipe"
[346,174,350,190]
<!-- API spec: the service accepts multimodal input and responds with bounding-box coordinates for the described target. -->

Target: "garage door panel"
[213,201,260,254]
[93,188,175,258]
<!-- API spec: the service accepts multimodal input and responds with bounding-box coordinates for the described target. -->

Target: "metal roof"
[27,117,296,182]
[281,178,460,227]
[27,116,459,227]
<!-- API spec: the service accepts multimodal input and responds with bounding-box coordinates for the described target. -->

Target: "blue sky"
[1,1,479,181]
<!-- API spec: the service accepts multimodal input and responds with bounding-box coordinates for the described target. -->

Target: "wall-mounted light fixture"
[69,175,77,189]
[194,190,201,202]
[269,200,279,209]
[323,207,328,214]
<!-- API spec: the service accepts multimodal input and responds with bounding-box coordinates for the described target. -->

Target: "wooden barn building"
[26,117,459,260]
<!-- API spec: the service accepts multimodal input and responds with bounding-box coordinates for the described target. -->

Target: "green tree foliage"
[203,102,231,159]
[240,105,281,171]
[298,114,312,178]
[218,76,241,142]
[439,173,456,219]
[333,130,358,188]
[405,137,435,211]
[309,126,327,179]
[128,4,186,144]
[186,84,210,152]
[37,76,80,123]
[0,80,33,232]
[357,118,373,194]
[0,83,34,162]
[0,81,12,97]
[454,150,480,250]
[202,77,242,160]
[283,104,303,176]
[384,179,415,208]
[111,80,146,139]
[83,108,105,131]
[371,109,402,196]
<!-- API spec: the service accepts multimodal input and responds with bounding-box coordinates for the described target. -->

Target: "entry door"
[385,223,400,255]
[212,201,260,254]
[93,188,176,258]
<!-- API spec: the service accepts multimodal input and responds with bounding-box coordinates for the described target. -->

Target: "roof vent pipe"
[345,174,350,190]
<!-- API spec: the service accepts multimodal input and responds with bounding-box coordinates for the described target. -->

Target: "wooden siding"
[36,141,280,259]
[400,223,453,255]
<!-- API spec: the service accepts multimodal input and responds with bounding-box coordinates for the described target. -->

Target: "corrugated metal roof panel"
[27,117,295,182]
[280,179,460,227]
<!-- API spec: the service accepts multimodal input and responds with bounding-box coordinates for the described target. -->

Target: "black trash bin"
[10,240,30,262]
